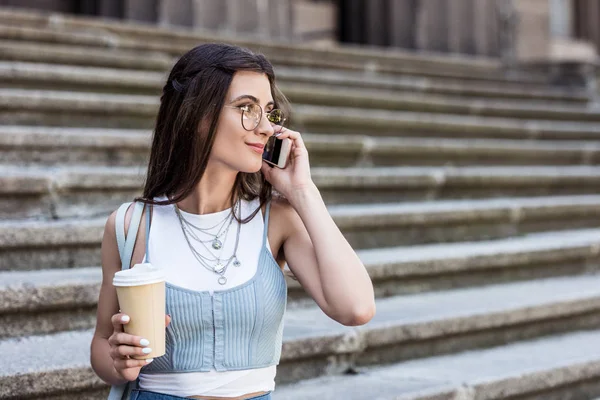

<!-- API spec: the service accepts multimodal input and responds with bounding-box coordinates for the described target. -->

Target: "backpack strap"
[107,376,138,400]
[108,202,145,400]
[115,201,146,270]
[145,203,153,263]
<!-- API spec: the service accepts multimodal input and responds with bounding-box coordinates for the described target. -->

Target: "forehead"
[227,71,273,103]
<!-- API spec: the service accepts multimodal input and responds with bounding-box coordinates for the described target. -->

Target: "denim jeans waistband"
[130,389,272,400]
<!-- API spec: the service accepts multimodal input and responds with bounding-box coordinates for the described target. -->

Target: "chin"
[236,160,262,173]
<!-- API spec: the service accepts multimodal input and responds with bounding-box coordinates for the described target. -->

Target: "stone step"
[295,104,600,141]
[0,39,174,71]
[273,329,600,400]
[329,196,600,248]
[0,267,100,339]
[2,62,597,122]
[274,66,590,104]
[0,12,552,85]
[5,126,600,168]
[2,189,600,270]
[282,273,600,382]
[0,88,157,128]
[0,61,166,95]
[3,89,600,140]
[0,61,588,104]
[2,274,600,398]
[4,164,600,221]
[0,126,151,167]
[2,227,600,338]
[284,83,600,122]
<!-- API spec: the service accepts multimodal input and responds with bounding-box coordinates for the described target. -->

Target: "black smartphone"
[262,136,292,168]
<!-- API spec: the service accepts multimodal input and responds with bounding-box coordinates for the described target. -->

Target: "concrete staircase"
[1,6,600,400]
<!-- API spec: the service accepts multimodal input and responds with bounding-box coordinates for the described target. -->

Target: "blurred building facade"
[340,0,600,58]
[2,0,599,64]
[0,0,336,44]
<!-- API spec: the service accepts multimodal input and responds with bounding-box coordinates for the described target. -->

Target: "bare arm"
[261,127,375,327]
[281,185,376,326]
[90,205,161,384]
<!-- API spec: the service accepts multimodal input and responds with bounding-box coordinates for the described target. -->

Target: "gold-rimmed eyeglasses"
[224,103,286,132]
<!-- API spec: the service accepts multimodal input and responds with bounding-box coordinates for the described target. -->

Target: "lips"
[246,143,264,154]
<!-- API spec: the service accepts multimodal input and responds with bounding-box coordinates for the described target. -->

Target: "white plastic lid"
[113,263,166,287]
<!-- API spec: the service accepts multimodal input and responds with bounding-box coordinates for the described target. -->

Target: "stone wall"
[0,0,336,43]
[2,0,599,61]
[339,0,504,57]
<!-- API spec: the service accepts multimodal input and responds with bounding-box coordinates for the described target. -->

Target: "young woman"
[90,43,375,400]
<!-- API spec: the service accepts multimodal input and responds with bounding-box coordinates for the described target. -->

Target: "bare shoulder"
[268,194,299,241]
[102,204,132,275]
[102,209,121,276]
[95,207,127,339]
[95,202,151,339]
[104,202,150,271]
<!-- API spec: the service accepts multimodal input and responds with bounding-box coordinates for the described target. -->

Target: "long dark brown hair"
[133,43,291,223]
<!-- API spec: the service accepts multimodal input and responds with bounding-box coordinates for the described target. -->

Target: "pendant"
[212,239,223,250]
[214,262,225,274]
[218,276,227,285]
[233,258,241,267]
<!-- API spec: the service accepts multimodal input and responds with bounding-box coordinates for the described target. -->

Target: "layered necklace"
[174,199,242,285]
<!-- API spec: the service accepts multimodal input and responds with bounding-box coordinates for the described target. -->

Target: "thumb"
[165,314,171,327]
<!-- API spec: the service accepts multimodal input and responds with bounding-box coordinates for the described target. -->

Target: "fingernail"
[140,338,150,346]
[146,358,154,363]
[142,347,153,354]
[274,132,282,137]
[121,315,130,323]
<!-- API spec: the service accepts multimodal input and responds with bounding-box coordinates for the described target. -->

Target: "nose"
[255,112,275,137]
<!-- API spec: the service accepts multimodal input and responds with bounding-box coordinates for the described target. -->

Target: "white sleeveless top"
[138,195,278,397]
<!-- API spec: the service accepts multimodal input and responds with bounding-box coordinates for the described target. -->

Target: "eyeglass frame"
[224,103,287,132]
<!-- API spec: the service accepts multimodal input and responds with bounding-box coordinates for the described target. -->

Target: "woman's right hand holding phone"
[108,312,171,382]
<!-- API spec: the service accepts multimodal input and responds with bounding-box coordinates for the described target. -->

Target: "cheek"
[211,127,247,160]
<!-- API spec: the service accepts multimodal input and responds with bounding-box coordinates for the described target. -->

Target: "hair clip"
[171,78,186,93]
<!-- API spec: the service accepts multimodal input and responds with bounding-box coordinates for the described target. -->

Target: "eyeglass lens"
[242,103,285,131]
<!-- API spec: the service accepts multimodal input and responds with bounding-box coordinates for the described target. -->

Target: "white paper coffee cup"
[113,263,166,359]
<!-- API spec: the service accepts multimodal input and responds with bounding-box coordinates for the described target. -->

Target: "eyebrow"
[229,94,274,107]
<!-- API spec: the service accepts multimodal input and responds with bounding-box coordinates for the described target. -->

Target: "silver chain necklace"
[174,201,239,258]
[174,199,242,285]
[180,214,235,262]
[177,201,239,250]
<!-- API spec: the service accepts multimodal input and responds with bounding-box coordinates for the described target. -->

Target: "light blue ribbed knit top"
[108,199,287,399]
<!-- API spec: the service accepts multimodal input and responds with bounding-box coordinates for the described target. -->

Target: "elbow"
[340,302,376,326]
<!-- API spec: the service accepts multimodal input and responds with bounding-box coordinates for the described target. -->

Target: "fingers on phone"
[279,131,305,150]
